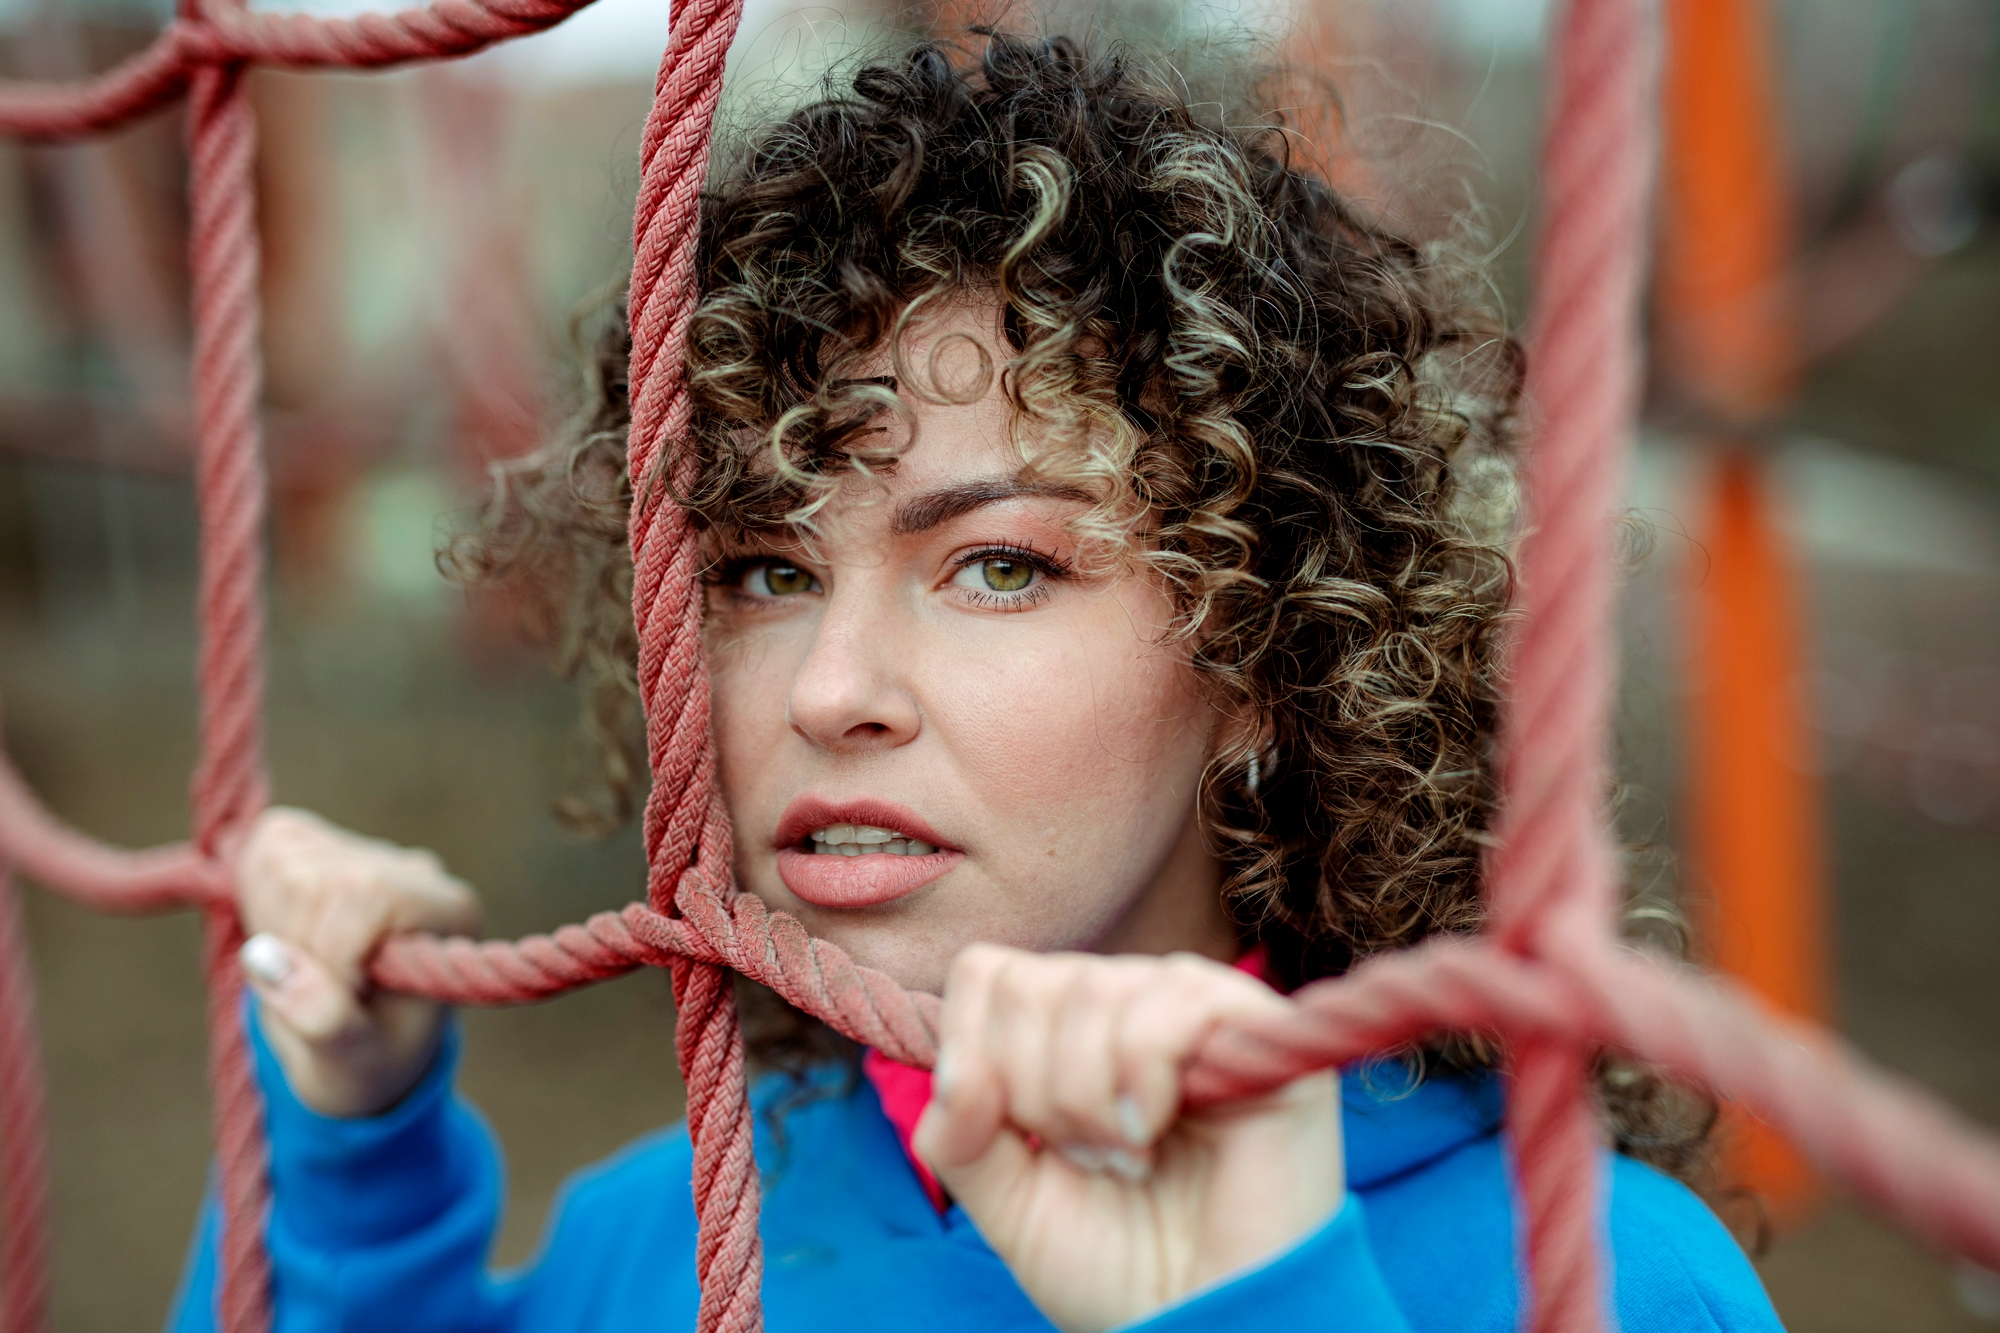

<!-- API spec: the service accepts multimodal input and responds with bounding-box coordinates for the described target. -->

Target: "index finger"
[919,942,1015,1170]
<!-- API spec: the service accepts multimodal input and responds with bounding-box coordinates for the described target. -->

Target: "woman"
[172,33,1781,1332]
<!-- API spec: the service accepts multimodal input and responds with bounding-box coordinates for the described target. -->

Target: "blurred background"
[1,0,1996,1325]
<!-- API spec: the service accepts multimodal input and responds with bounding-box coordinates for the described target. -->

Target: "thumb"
[240,931,368,1047]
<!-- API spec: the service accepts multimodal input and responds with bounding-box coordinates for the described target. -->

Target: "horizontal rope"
[8,722,2000,1282]
[0,745,223,913]
[0,0,597,142]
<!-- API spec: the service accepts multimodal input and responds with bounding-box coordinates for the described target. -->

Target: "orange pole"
[1661,0,1826,1224]
[1686,454,1827,1223]
[1659,0,1797,415]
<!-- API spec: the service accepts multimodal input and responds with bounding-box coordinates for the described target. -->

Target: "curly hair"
[447,31,1721,1191]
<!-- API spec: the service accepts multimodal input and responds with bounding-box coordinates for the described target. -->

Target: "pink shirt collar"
[861,947,1271,1212]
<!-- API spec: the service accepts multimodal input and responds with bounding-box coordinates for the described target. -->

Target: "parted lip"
[773,796,957,852]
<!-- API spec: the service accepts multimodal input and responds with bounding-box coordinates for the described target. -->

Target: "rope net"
[1,0,1998,1329]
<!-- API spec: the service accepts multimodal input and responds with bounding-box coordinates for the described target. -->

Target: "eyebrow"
[889,477,1096,537]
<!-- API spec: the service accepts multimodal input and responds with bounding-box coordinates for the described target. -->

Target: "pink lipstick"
[774,796,964,909]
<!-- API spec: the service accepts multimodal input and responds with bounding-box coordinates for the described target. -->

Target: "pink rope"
[621,0,760,1314]
[0,0,603,142]
[184,52,276,1332]
[3,1,2000,1331]
[1481,0,1655,1323]
[0,751,219,913]
[0,866,51,1333]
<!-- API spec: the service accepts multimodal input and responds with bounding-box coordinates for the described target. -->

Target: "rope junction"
[3,0,2000,1329]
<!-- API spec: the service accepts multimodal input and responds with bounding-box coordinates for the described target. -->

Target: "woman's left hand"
[912,945,1342,1333]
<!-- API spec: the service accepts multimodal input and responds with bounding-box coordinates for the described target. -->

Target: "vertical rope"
[186,59,272,1333]
[671,957,762,1333]
[619,0,754,1325]
[185,66,269,857]
[625,0,741,887]
[1485,0,1654,1328]
[0,865,50,1333]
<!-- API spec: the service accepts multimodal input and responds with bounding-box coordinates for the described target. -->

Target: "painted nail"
[240,933,294,988]
[1061,1144,1108,1173]
[1115,1094,1149,1147]
[932,1046,958,1102]
[1105,1148,1151,1183]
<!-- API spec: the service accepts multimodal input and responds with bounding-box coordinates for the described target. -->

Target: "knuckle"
[1112,1003,1181,1062]
[400,846,447,881]
[253,806,306,840]
[1060,960,1123,1015]
[958,941,1009,974]
[946,945,998,993]
[428,879,480,931]
[355,880,412,934]
[1048,1071,1108,1125]
[987,948,1046,1000]
[1000,962,1062,1013]
[242,852,320,920]
[1163,950,1220,980]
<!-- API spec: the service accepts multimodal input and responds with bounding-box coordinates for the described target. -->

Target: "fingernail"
[1061,1144,1108,1173]
[240,933,294,988]
[1105,1148,1151,1183]
[932,1046,958,1102]
[1115,1094,1149,1147]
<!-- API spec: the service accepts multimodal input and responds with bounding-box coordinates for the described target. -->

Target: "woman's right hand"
[235,807,482,1118]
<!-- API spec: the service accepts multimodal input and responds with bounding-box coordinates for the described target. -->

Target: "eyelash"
[706,554,815,601]
[706,543,1072,609]
[949,543,1070,611]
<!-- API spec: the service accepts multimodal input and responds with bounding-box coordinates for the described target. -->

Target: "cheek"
[706,628,798,809]
[936,595,1212,853]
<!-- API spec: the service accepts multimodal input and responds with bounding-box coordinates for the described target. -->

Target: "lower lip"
[775,846,964,909]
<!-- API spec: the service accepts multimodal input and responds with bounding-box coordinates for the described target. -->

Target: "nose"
[785,583,921,753]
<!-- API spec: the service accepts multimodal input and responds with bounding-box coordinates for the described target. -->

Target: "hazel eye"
[952,556,1039,595]
[981,558,1034,592]
[743,562,819,597]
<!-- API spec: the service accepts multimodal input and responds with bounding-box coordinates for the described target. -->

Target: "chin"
[825,921,962,995]
[750,884,960,996]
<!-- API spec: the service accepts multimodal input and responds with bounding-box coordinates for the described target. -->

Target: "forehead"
[711,294,1111,550]
[839,301,1024,497]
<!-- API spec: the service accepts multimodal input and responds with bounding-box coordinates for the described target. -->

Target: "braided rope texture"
[2,0,1999,1330]
[0,867,50,1333]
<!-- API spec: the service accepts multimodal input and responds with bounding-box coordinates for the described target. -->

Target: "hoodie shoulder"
[1606,1155,1784,1333]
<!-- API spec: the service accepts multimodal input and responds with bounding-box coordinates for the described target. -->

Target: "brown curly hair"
[448,30,1721,1192]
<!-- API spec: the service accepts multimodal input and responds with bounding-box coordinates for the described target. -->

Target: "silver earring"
[1245,751,1261,795]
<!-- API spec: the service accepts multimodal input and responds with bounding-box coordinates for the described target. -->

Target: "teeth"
[807,823,936,856]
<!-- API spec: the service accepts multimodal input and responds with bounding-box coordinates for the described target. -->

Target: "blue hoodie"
[169,1013,1783,1331]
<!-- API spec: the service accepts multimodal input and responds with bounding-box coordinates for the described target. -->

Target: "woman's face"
[705,304,1234,994]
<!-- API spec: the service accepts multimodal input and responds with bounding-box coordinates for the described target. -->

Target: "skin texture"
[705,306,1234,990]
[238,303,1341,1332]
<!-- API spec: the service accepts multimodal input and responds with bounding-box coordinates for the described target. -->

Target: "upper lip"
[773,796,957,852]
